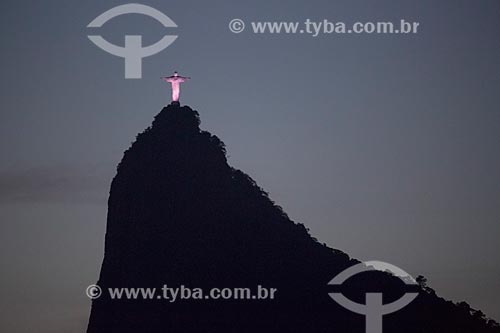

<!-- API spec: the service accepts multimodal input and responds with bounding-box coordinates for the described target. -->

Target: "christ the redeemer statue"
[161,71,190,104]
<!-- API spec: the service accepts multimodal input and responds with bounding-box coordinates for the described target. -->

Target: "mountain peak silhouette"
[87,104,499,332]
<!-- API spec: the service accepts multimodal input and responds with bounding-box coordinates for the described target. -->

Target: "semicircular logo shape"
[328,260,419,333]
[87,3,178,79]
[87,3,177,28]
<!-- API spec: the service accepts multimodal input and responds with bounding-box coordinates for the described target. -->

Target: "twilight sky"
[1,0,499,332]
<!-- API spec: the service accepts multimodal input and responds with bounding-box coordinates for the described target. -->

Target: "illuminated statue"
[161,71,190,103]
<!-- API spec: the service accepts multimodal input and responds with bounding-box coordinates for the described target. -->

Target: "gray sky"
[1,1,499,332]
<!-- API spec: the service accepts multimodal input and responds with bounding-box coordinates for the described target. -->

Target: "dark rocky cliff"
[87,103,499,333]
